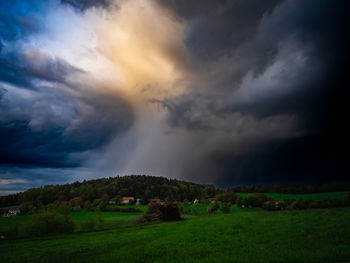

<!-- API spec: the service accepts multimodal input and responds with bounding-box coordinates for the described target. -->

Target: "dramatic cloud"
[0,0,349,193]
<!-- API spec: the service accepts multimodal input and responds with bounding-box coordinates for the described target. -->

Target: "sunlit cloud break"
[0,0,349,193]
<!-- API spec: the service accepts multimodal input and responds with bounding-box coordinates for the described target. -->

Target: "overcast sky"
[0,0,349,194]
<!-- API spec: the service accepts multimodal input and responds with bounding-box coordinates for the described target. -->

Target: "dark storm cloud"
[153,0,350,185]
[0,0,134,169]
[0,48,84,90]
[158,0,282,60]
[0,86,133,168]
[60,0,113,11]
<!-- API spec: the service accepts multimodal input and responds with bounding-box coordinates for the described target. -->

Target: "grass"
[239,191,349,200]
[0,205,148,235]
[1,206,350,263]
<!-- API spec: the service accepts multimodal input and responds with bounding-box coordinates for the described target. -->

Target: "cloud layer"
[0,0,349,193]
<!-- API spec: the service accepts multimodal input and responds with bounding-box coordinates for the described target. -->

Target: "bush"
[71,197,83,207]
[217,192,237,204]
[263,201,285,211]
[4,218,20,239]
[81,213,104,231]
[24,211,74,236]
[20,202,35,214]
[108,207,142,212]
[191,203,198,215]
[92,198,103,207]
[84,200,92,210]
[239,193,271,208]
[291,199,312,210]
[220,203,231,214]
[236,196,244,207]
[207,203,220,214]
[97,201,107,212]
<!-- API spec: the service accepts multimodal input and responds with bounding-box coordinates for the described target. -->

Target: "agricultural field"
[1,195,350,263]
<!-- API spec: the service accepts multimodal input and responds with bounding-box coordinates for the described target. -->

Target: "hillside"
[0,175,217,207]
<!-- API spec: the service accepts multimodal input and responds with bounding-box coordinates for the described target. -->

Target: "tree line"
[0,175,217,208]
[229,181,350,194]
[1,176,350,208]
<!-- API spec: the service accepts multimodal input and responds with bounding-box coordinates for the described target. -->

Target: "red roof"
[122,197,134,200]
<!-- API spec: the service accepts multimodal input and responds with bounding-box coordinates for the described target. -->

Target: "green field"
[239,191,349,200]
[0,205,148,235]
[1,206,350,262]
[1,193,350,263]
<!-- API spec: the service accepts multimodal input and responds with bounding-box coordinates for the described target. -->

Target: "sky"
[0,0,349,194]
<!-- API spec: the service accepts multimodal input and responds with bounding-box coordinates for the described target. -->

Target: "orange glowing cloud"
[98,0,188,101]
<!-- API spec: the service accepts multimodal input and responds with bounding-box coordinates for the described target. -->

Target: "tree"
[18,188,41,204]
[221,203,231,214]
[38,186,56,205]
[217,192,237,204]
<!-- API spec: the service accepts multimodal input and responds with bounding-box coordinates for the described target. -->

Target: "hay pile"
[138,199,181,223]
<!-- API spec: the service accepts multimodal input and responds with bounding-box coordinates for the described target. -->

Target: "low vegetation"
[1,206,350,263]
[1,177,350,262]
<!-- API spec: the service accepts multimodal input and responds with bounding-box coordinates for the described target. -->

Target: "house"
[7,208,20,216]
[121,197,135,204]
[208,198,217,204]
[135,198,142,205]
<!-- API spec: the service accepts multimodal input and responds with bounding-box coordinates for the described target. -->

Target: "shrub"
[81,213,104,231]
[108,207,142,212]
[220,202,231,214]
[207,203,220,214]
[20,202,35,214]
[92,198,103,207]
[24,211,74,236]
[291,198,312,210]
[263,201,284,211]
[71,197,83,207]
[4,218,20,239]
[57,204,71,215]
[84,200,92,210]
[236,196,244,207]
[217,192,237,204]
[97,201,107,212]
[239,193,271,208]
[345,193,350,206]
[191,203,198,215]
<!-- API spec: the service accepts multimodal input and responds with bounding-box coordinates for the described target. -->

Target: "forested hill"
[1,175,350,208]
[0,175,217,207]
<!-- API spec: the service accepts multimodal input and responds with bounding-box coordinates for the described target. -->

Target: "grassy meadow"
[1,192,350,263]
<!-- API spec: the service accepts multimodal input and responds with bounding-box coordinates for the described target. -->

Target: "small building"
[135,198,142,205]
[208,198,217,204]
[121,197,135,204]
[7,208,20,216]
[193,199,199,204]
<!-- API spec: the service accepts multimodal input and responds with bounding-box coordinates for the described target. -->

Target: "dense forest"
[1,175,350,208]
[0,175,216,207]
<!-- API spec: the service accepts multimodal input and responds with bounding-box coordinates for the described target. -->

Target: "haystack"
[138,199,181,223]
